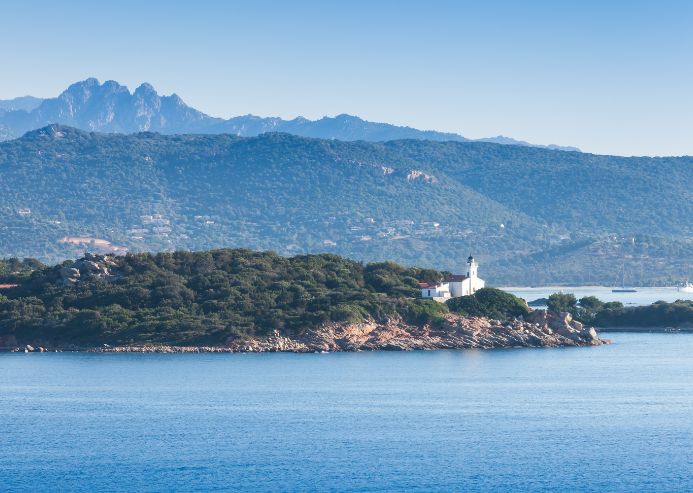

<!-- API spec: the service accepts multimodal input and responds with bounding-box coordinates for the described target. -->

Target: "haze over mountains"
[0,78,580,151]
[0,124,689,285]
[0,95,43,113]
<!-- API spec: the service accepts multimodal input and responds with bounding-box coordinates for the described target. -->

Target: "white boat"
[678,282,693,293]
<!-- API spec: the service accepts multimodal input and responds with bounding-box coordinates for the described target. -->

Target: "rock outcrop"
[59,253,120,285]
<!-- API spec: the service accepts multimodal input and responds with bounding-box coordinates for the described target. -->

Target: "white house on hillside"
[420,255,485,302]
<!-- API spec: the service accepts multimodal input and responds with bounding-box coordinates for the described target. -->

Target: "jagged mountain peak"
[58,78,128,105]
[134,82,158,97]
[1,78,210,135]
[62,78,130,95]
[66,77,100,90]
[0,78,580,151]
[169,93,186,106]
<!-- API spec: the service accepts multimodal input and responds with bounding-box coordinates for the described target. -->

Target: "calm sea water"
[501,285,693,306]
[2,334,693,492]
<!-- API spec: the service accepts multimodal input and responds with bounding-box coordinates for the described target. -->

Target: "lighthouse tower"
[467,254,478,280]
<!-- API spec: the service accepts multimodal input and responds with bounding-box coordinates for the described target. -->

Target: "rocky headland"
[8,310,607,353]
[225,309,606,352]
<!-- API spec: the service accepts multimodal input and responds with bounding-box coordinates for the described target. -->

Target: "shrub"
[404,300,449,325]
[447,288,529,320]
[547,293,577,313]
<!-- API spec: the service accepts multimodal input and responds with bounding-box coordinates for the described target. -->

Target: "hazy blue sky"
[1,0,691,155]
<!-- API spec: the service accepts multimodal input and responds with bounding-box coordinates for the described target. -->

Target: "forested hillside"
[0,125,690,284]
[0,249,450,346]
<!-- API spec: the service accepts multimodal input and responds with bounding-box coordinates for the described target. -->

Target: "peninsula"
[0,249,606,352]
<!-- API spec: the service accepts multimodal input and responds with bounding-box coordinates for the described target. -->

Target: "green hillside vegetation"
[0,258,44,281]
[0,249,441,346]
[0,125,690,284]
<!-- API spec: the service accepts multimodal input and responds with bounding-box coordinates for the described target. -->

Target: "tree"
[579,296,603,311]
[547,293,577,314]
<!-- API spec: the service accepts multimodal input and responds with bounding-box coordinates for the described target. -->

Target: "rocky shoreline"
[4,310,608,353]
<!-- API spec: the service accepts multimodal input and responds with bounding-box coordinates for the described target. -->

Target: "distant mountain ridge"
[0,124,689,284]
[0,78,580,151]
[0,95,43,113]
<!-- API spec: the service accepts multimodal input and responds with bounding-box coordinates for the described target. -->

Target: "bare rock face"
[525,310,598,344]
[225,310,608,353]
[59,254,120,285]
[75,260,101,272]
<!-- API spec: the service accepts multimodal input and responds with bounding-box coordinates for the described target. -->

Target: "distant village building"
[419,255,485,302]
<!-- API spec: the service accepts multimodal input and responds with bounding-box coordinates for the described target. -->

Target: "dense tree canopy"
[593,300,693,328]
[0,249,461,346]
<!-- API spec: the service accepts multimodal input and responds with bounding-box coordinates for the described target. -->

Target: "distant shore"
[598,326,693,333]
[500,285,693,307]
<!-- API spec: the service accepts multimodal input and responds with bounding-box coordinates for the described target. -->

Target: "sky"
[1,0,691,156]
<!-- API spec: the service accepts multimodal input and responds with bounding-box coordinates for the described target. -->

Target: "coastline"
[3,311,609,353]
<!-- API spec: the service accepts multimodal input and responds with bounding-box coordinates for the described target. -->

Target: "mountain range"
[0,124,689,285]
[0,78,580,151]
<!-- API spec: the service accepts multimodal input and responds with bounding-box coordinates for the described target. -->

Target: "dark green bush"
[547,293,577,313]
[404,300,449,326]
[446,288,529,320]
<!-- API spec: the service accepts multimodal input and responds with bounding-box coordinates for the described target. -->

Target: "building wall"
[449,277,485,297]
[449,281,465,297]
[421,283,451,299]
[470,277,485,293]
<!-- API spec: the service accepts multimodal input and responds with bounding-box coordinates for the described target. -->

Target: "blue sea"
[2,333,693,492]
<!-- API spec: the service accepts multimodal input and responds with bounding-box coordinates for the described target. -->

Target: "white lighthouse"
[420,254,485,301]
[467,254,478,279]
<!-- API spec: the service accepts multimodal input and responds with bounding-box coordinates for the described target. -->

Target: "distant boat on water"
[612,288,638,293]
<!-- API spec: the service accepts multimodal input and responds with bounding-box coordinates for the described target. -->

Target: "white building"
[420,255,485,302]
[419,281,452,302]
